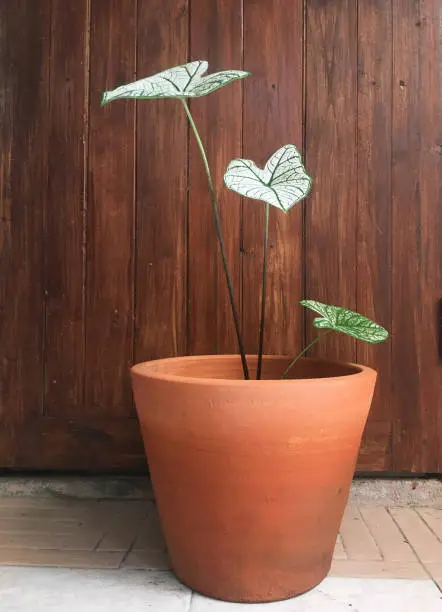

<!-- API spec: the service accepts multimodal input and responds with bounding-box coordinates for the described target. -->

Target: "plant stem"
[281,331,331,379]
[181,99,249,380]
[256,203,270,380]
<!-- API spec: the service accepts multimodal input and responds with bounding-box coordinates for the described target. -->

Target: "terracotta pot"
[131,355,377,603]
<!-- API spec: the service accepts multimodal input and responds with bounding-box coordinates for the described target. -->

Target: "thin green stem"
[281,331,332,379]
[256,203,270,380]
[181,99,249,380]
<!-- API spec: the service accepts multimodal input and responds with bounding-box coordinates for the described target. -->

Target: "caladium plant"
[102,61,389,380]
[224,144,312,213]
[101,60,249,102]
[103,62,250,378]
[281,301,389,379]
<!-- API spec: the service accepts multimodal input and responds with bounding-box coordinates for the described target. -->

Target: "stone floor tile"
[0,496,440,598]
[332,534,347,560]
[132,510,167,551]
[96,526,138,552]
[359,506,418,562]
[91,500,150,517]
[0,567,191,612]
[122,549,171,570]
[425,563,442,591]
[389,508,442,564]
[0,498,90,508]
[417,508,442,541]
[339,505,382,560]
[0,549,125,569]
[0,517,85,535]
[0,506,94,521]
[190,577,442,611]
[0,500,146,528]
[0,499,101,519]
[330,559,428,579]
[85,501,149,527]
[0,531,101,551]
[96,507,148,552]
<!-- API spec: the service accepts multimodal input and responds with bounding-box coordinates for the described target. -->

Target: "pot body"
[131,355,377,603]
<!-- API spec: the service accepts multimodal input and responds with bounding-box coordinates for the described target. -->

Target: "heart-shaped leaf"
[223,144,312,212]
[300,300,389,344]
[101,61,250,105]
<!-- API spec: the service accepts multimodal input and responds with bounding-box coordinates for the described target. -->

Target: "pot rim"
[131,354,376,386]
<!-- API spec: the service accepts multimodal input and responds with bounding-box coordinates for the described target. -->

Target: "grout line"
[117,531,138,568]
[332,535,348,562]
[341,504,383,562]
[415,508,442,543]
[93,530,106,552]
[386,507,434,579]
[357,504,385,561]
[337,530,349,558]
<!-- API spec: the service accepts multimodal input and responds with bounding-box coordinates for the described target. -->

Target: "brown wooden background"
[1,0,441,473]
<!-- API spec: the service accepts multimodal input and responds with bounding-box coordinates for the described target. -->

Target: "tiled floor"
[0,496,441,610]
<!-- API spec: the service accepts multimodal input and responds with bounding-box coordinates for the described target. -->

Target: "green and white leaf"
[223,144,312,212]
[300,300,389,344]
[101,61,250,104]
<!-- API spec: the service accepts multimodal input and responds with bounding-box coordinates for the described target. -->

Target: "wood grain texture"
[242,0,304,358]
[356,0,393,470]
[305,0,358,361]
[1,1,442,473]
[44,1,89,416]
[357,421,391,472]
[391,0,442,472]
[134,0,188,363]
[187,0,243,356]
[0,1,50,425]
[85,0,136,416]
[0,419,145,471]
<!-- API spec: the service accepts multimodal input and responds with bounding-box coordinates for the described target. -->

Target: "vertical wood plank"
[188,0,243,356]
[0,1,50,430]
[391,0,442,472]
[85,1,136,416]
[242,0,304,359]
[356,0,393,470]
[135,0,188,362]
[305,0,358,361]
[44,1,89,416]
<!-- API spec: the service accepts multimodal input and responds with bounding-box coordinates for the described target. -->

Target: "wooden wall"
[1,0,441,472]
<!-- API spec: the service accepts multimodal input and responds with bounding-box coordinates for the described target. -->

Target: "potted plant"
[102,61,388,603]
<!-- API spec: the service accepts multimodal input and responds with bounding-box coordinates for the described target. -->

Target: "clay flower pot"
[131,354,377,603]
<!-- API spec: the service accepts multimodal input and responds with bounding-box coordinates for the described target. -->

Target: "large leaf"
[101,61,250,104]
[223,144,312,212]
[300,300,389,344]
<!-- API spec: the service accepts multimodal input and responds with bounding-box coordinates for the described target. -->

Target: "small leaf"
[101,61,250,105]
[223,144,312,212]
[300,300,389,344]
